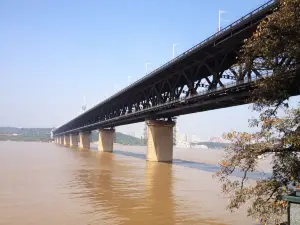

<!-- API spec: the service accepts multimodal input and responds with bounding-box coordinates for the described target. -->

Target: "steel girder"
[54,55,296,136]
[55,56,268,136]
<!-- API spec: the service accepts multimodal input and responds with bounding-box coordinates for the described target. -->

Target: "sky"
[1,0,299,140]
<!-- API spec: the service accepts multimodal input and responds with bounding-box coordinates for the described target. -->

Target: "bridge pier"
[63,135,70,147]
[70,134,78,147]
[146,120,175,162]
[79,132,90,149]
[98,128,115,152]
[60,136,64,145]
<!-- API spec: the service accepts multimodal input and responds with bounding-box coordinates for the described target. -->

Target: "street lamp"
[145,62,151,74]
[218,10,226,31]
[81,96,86,112]
[172,43,179,59]
[113,84,118,93]
[127,76,131,85]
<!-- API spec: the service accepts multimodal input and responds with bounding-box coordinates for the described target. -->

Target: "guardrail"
[131,73,268,114]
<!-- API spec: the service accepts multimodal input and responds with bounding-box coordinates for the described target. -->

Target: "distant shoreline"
[0,139,52,143]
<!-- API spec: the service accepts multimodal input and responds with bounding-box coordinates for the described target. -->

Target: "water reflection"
[73,152,175,224]
[72,150,229,224]
[114,150,270,180]
[144,162,174,224]
[114,149,146,159]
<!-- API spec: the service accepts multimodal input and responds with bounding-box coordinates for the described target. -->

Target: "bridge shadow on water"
[113,150,271,180]
[114,150,146,160]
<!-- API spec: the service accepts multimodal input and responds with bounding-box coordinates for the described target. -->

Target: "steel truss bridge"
[53,0,280,136]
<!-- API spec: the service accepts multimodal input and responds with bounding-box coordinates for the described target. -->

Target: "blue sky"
[1,0,298,140]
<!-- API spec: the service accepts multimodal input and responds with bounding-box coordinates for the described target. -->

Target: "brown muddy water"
[0,141,266,225]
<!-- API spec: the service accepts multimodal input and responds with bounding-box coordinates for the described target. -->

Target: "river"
[0,141,263,225]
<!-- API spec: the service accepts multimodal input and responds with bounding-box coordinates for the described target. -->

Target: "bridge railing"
[55,67,297,136]
[126,70,273,116]
[60,67,300,136]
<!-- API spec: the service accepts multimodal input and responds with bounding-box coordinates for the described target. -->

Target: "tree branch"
[240,165,251,190]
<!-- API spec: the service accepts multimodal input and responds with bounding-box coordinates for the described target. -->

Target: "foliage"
[114,132,145,146]
[0,127,52,142]
[216,0,300,224]
[0,127,145,145]
[0,135,51,142]
[91,131,145,146]
[242,0,300,108]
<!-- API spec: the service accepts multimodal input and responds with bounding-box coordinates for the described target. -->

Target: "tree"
[215,0,300,224]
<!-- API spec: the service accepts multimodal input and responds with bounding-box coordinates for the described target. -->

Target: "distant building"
[191,134,201,142]
[175,128,186,144]
[176,140,190,148]
[192,144,208,149]
[209,137,223,143]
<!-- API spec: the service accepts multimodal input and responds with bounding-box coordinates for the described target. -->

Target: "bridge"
[54,0,279,162]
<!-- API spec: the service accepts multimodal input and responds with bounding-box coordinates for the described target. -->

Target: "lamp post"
[172,43,179,59]
[113,84,118,93]
[81,96,86,112]
[218,10,226,31]
[145,62,151,74]
[127,76,131,85]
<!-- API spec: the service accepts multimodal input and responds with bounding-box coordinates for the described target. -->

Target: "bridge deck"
[57,79,257,135]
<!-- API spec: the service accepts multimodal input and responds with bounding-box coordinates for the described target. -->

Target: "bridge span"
[54,1,279,162]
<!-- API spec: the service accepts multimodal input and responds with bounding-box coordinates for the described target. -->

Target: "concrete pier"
[63,135,70,147]
[70,134,78,147]
[98,128,115,152]
[79,132,90,149]
[146,120,175,162]
[60,136,64,145]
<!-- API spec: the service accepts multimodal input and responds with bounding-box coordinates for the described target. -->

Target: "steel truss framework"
[53,0,281,136]
[55,57,293,136]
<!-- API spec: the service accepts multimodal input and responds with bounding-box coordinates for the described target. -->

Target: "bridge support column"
[63,135,70,147]
[146,120,175,162]
[60,136,64,145]
[70,134,78,147]
[79,132,90,149]
[98,128,115,152]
